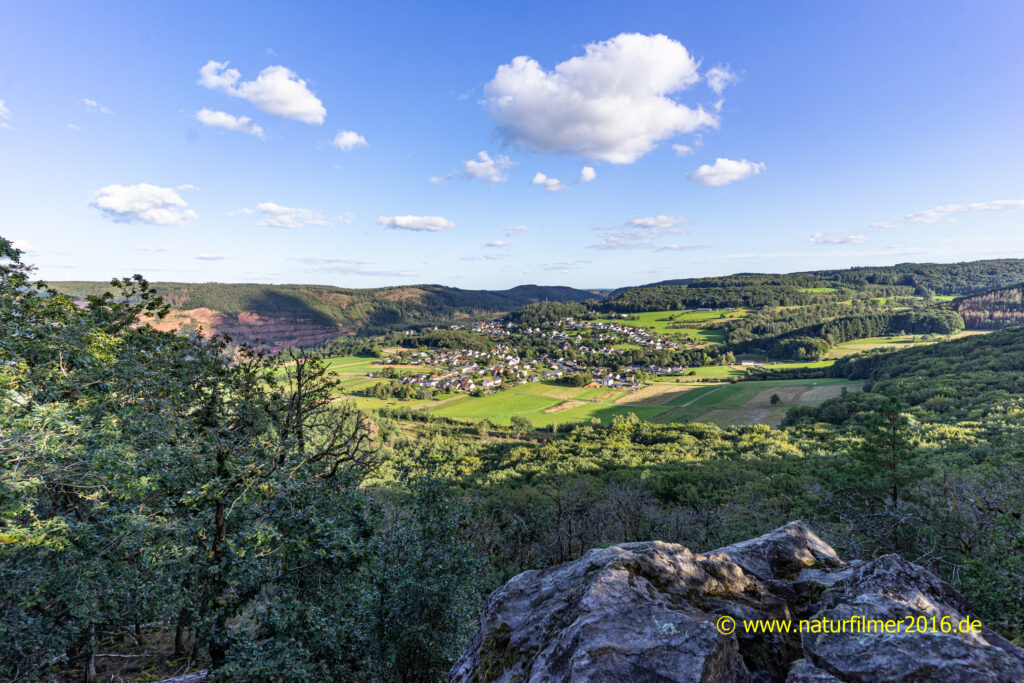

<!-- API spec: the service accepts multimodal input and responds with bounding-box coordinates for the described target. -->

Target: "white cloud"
[485,240,510,248]
[809,233,867,245]
[688,157,765,186]
[195,253,226,261]
[531,172,567,192]
[656,243,710,252]
[871,199,1024,230]
[484,33,717,163]
[195,108,265,138]
[292,256,414,276]
[255,202,329,228]
[0,100,10,129]
[91,183,198,226]
[578,166,596,183]
[82,98,113,114]
[67,123,81,130]
[464,151,515,182]
[542,260,590,271]
[505,225,528,235]
[11,240,36,253]
[705,65,738,95]
[428,172,455,184]
[137,244,171,252]
[293,256,371,266]
[626,215,687,229]
[332,130,368,150]
[672,144,694,156]
[198,60,326,124]
[589,224,689,250]
[377,215,455,232]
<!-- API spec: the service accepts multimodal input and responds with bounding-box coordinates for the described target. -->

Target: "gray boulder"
[452,521,1024,682]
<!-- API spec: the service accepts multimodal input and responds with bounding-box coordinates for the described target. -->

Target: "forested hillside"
[784,325,1024,424]
[47,281,600,347]
[607,259,1024,310]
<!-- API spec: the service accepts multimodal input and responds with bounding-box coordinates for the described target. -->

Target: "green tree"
[510,415,533,435]
[845,398,930,553]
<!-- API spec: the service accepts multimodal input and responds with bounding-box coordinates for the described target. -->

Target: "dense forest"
[48,281,600,337]
[611,258,1024,304]
[5,241,1024,681]
[957,284,1024,329]
[720,303,966,358]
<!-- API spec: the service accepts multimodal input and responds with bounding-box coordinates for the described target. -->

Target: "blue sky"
[2,1,1023,289]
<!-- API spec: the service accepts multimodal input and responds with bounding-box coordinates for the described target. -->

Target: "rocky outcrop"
[452,521,1024,682]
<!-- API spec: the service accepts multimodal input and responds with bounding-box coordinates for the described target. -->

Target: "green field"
[826,335,940,359]
[406,377,862,428]
[591,308,746,344]
[662,359,835,380]
[316,345,861,428]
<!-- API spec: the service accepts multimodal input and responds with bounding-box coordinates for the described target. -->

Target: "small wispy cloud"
[462,253,510,262]
[871,199,1024,230]
[542,260,591,273]
[626,215,687,229]
[578,166,596,183]
[195,253,226,261]
[505,225,527,236]
[292,257,371,266]
[485,240,510,248]
[290,256,413,276]
[656,244,711,252]
[705,65,738,95]
[809,233,867,245]
[83,98,114,114]
[378,215,455,232]
[254,202,329,228]
[588,216,691,251]
[195,108,265,137]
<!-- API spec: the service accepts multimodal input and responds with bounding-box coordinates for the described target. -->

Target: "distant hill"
[605,259,1024,310]
[47,281,601,350]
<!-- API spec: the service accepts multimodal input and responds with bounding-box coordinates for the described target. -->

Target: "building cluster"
[370,314,723,397]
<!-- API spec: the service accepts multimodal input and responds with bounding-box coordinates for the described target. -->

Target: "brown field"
[537,385,589,400]
[699,383,850,427]
[543,400,587,413]
[615,383,697,406]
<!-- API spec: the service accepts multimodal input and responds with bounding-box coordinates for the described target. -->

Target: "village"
[372,315,732,398]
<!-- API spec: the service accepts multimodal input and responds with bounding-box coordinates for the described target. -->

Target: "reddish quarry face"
[145,307,348,352]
